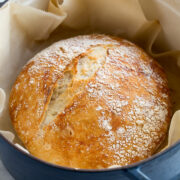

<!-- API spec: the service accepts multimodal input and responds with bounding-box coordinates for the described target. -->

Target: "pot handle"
[127,167,151,180]
[127,141,180,180]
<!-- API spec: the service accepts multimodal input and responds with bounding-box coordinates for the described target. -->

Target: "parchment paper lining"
[0,0,180,166]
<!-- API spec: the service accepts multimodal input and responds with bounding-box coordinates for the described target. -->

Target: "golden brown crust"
[9,34,171,169]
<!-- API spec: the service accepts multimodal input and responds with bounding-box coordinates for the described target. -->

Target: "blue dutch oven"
[1,1,180,180]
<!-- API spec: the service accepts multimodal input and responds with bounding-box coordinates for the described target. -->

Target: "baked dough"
[9,34,171,169]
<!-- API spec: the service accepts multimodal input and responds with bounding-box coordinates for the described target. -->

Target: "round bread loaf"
[9,34,171,169]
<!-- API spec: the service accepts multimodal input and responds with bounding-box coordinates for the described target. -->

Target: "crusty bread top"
[9,34,171,169]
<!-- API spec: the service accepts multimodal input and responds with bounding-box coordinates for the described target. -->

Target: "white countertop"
[0,160,14,180]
